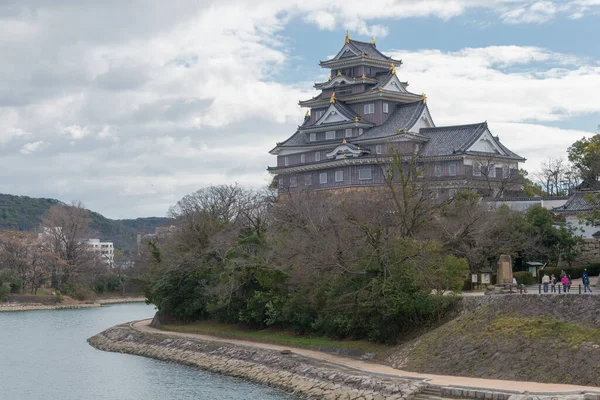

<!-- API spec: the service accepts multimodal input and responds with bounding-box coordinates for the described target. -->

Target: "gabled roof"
[321,39,402,66]
[419,122,525,160]
[553,191,600,213]
[354,101,429,141]
[347,39,394,61]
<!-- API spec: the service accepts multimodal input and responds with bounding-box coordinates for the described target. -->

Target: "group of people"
[541,269,593,293]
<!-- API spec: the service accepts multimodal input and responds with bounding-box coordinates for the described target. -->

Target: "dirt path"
[133,319,599,394]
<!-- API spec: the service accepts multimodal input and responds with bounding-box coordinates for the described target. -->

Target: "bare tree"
[40,202,96,287]
[472,154,523,197]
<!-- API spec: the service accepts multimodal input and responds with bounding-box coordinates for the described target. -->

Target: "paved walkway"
[133,319,599,394]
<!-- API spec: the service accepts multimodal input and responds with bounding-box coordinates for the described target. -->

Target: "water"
[0,303,295,400]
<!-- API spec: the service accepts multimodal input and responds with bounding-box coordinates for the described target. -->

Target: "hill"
[385,295,600,386]
[0,193,172,252]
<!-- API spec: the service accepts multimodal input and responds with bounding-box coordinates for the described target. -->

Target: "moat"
[0,303,294,400]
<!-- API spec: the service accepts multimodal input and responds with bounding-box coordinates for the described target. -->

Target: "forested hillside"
[0,193,171,251]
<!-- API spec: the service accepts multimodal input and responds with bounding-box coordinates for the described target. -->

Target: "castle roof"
[320,38,402,68]
[419,122,525,160]
[553,191,600,213]
[354,101,428,141]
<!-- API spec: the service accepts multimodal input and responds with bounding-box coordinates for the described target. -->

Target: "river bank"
[89,323,426,400]
[0,296,147,312]
[89,319,600,400]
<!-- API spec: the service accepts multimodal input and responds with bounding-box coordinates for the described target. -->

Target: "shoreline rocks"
[88,324,426,400]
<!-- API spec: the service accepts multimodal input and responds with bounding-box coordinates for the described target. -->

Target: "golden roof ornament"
[390,63,396,75]
[343,153,348,158]
[276,142,281,146]
[396,129,401,134]
[354,116,359,122]
[361,73,366,79]
[345,31,350,44]
[305,110,310,118]
[330,92,336,104]
[360,116,364,121]
[403,128,408,134]
[361,52,365,57]
[328,75,332,81]
[421,93,427,104]
[371,36,376,45]
[378,87,383,92]
[342,138,347,144]
[337,70,342,76]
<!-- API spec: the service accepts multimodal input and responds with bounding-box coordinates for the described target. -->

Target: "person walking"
[583,270,593,293]
[550,274,557,293]
[542,274,550,293]
[561,275,569,293]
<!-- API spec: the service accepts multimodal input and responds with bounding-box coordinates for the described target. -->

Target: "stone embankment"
[0,297,146,312]
[88,324,425,400]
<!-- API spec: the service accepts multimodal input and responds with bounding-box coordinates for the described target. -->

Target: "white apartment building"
[87,239,115,267]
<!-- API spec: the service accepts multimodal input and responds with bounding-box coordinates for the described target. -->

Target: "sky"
[1,0,600,219]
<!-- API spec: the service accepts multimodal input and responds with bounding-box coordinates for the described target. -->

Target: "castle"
[268,33,525,198]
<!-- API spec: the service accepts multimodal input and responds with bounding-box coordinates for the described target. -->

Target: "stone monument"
[497,254,513,284]
[485,254,525,295]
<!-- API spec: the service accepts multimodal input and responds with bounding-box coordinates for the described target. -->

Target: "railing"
[537,283,594,294]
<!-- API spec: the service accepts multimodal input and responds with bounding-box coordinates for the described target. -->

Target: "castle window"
[300,154,305,163]
[488,164,496,178]
[315,152,321,162]
[326,131,336,140]
[449,163,457,176]
[435,164,442,177]
[309,133,316,142]
[290,176,297,188]
[473,162,481,176]
[345,128,352,138]
[359,168,372,180]
[503,165,510,178]
[375,144,382,155]
[335,170,344,182]
[364,104,374,114]
[314,110,324,119]
[284,156,289,166]
[305,174,312,186]
[358,128,363,135]
[319,172,327,184]
[383,103,389,114]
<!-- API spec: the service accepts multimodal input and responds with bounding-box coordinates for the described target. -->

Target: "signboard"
[528,266,537,277]
[481,273,491,284]
[471,274,478,283]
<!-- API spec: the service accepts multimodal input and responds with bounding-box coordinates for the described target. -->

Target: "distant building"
[87,239,114,267]
[136,225,177,255]
[268,32,525,198]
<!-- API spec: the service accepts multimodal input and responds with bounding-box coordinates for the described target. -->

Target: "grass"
[161,320,389,356]
[485,316,600,347]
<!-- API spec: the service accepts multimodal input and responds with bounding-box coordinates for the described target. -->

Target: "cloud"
[500,1,558,24]
[19,141,44,155]
[0,1,599,218]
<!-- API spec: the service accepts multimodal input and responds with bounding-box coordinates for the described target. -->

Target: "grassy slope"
[162,321,388,358]
[385,296,600,386]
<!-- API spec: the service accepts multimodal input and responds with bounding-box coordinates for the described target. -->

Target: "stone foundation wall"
[88,324,426,400]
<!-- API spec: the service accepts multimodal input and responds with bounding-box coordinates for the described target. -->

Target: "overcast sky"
[1,0,599,219]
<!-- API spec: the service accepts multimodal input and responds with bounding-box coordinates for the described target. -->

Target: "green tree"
[567,134,600,185]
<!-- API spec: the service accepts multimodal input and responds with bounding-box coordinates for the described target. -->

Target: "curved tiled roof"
[354,101,427,141]
[553,191,600,213]
[348,39,400,62]
[419,122,525,160]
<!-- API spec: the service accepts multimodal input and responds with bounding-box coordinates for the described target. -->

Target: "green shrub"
[514,271,534,285]
[0,282,11,301]
[55,290,64,303]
